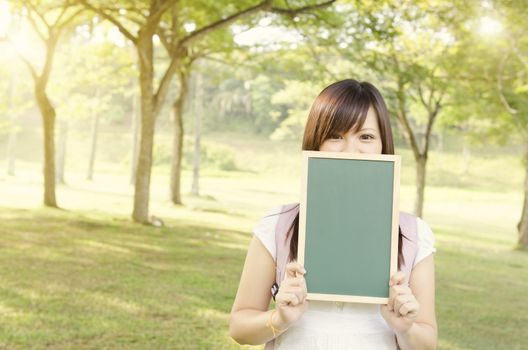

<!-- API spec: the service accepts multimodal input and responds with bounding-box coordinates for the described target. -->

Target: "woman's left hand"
[380,271,420,335]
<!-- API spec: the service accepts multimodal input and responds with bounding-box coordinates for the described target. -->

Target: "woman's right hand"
[273,261,309,329]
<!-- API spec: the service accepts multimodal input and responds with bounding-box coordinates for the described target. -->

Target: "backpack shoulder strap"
[398,211,419,281]
[264,203,299,350]
[274,203,300,285]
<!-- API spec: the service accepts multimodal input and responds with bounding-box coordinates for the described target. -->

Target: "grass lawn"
[0,133,527,349]
[0,207,252,349]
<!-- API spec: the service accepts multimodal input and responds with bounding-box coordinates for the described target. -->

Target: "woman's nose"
[343,139,360,153]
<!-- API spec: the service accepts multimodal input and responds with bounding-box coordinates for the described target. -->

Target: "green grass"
[0,131,527,349]
[0,208,255,349]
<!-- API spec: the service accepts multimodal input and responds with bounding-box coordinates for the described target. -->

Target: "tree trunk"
[130,95,139,185]
[414,155,427,218]
[55,120,68,184]
[86,89,100,180]
[191,70,202,196]
[36,85,58,207]
[170,71,189,205]
[517,142,528,248]
[132,38,156,223]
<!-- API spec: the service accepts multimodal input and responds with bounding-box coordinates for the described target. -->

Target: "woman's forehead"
[363,107,380,128]
[339,107,379,132]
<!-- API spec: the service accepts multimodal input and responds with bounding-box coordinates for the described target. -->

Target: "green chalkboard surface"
[298,151,401,304]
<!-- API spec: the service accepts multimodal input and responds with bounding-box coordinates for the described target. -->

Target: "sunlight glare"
[0,1,11,38]
[478,16,503,36]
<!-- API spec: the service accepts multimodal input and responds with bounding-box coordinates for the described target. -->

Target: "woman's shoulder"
[251,205,285,261]
[414,216,437,266]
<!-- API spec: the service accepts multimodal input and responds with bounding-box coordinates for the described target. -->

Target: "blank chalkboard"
[298,151,401,304]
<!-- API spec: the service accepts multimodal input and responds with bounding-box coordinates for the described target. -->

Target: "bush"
[152,143,173,166]
[153,138,238,171]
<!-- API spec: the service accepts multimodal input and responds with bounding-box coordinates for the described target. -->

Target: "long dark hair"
[283,79,406,268]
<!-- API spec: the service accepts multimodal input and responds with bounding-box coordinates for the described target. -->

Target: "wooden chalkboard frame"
[298,151,401,304]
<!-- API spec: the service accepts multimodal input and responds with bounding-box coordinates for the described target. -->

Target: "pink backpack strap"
[398,211,419,282]
[274,203,300,285]
[264,203,299,350]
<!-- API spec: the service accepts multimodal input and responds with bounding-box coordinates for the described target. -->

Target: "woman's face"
[319,106,382,154]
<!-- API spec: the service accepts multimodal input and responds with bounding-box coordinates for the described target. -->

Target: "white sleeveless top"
[253,206,436,350]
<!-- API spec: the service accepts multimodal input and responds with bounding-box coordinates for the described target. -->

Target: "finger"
[394,294,414,315]
[388,284,409,311]
[399,300,419,317]
[285,262,306,280]
[394,293,412,308]
[391,284,411,297]
[281,286,306,304]
[283,276,305,287]
[389,271,406,287]
[387,294,393,312]
[279,292,301,306]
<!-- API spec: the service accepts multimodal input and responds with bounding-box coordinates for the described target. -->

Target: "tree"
[9,0,83,207]
[51,25,136,182]
[446,0,528,248]
[158,0,337,205]
[81,0,336,222]
[483,1,528,247]
[333,1,463,217]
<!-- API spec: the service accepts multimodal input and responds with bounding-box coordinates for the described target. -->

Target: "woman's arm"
[229,236,286,345]
[230,236,308,344]
[394,254,437,350]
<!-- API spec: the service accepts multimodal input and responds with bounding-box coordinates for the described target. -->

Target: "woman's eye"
[329,134,343,140]
[360,134,375,140]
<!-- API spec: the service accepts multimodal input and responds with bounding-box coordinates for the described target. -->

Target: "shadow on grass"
[0,208,254,349]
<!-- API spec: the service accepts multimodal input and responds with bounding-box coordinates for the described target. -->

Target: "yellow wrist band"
[266,309,288,337]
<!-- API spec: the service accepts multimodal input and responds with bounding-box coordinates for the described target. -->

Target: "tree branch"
[179,0,336,50]
[417,81,429,112]
[80,0,138,43]
[178,0,271,49]
[270,0,336,17]
[21,0,50,29]
[395,75,421,159]
[14,48,38,81]
[53,3,69,27]
[57,7,84,31]
[507,33,528,68]
[423,93,442,156]
[148,0,177,25]
[25,10,47,42]
[153,54,181,116]
[283,2,339,81]
[157,26,171,53]
[39,33,60,88]
[497,50,518,115]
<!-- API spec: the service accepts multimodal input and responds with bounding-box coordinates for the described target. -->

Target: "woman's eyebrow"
[359,128,378,132]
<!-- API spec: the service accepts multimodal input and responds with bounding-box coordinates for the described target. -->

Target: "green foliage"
[183,139,238,171]
[51,26,136,127]
[0,53,34,140]
[269,80,322,141]
[152,138,238,171]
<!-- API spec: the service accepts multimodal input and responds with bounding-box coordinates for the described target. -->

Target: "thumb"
[379,304,390,318]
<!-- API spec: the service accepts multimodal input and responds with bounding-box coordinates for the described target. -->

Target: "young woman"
[229,79,437,349]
